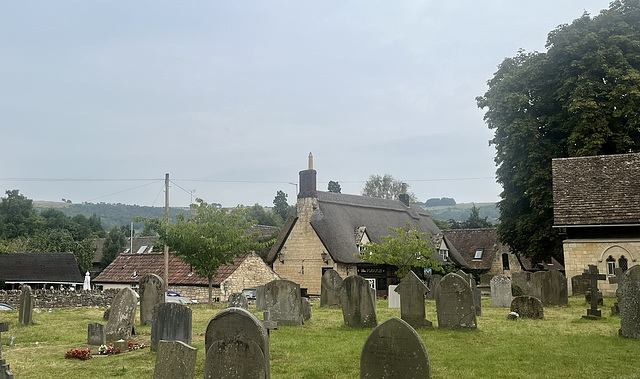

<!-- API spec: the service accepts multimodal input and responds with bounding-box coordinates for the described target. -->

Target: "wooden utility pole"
[164,173,169,292]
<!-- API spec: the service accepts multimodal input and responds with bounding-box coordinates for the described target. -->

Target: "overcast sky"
[0,1,612,208]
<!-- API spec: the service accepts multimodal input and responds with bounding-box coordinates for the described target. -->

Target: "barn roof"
[0,252,83,283]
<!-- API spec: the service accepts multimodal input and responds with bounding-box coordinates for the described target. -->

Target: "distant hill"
[420,202,500,224]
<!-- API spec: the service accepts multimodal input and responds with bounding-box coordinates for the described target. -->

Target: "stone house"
[266,155,466,296]
[553,153,640,296]
[93,251,280,302]
[0,252,83,290]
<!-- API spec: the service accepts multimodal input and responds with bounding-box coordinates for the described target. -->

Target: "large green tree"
[0,190,41,239]
[102,226,128,269]
[361,174,418,202]
[272,190,293,221]
[476,0,640,263]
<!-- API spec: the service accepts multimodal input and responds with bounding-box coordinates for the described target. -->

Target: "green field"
[0,296,636,378]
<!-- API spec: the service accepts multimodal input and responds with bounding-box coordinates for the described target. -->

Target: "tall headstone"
[340,275,378,328]
[571,275,590,296]
[264,279,303,325]
[139,274,165,326]
[618,265,640,339]
[490,276,513,308]
[87,322,106,346]
[205,307,270,379]
[541,268,568,306]
[387,285,400,308]
[105,287,138,342]
[301,297,312,322]
[255,286,267,311]
[581,265,606,319]
[510,296,544,319]
[1,321,14,379]
[456,271,481,316]
[395,271,432,329]
[360,317,430,379]
[511,271,534,296]
[530,271,545,300]
[321,269,344,307]
[228,293,248,309]
[151,303,192,351]
[436,273,476,330]
[18,285,34,326]
[153,340,197,379]
[426,274,442,301]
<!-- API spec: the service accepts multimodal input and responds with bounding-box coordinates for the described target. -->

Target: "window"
[606,256,616,275]
[619,256,628,272]
[502,253,510,270]
[440,250,449,262]
[474,249,484,260]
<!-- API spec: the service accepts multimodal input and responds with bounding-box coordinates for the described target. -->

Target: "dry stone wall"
[0,289,118,309]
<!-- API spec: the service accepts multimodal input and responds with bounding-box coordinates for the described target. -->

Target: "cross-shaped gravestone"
[582,265,606,319]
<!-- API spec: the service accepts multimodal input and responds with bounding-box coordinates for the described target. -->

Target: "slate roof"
[92,236,159,264]
[268,191,466,266]
[0,252,83,283]
[553,153,640,226]
[94,252,249,286]
[442,228,506,270]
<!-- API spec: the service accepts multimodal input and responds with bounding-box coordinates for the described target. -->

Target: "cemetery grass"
[1,297,638,379]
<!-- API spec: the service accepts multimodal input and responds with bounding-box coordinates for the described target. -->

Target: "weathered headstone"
[456,271,481,316]
[153,340,197,379]
[618,265,640,339]
[530,271,546,300]
[0,321,14,379]
[581,265,606,319]
[426,274,442,301]
[139,274,165,326]
[87,322,106,346]
[151,302,192,351]
[321,269,344,307]
[18,285,34,326]
[436,273,477,330]
[387,285,400,308]
[256,285,267,311]
[340,275,378,328]
[264,279,303,325]
[228,293,248,309]
[510,296,544,319]
[609,267,624,316]
[490,276,513,308]
[511,271,534,297]
[395,271,432,329]
[301,297,312,322]
[541,268,568,306]
[571,275,590,296]
[105,287,138,342]
[360,317,430,379]
[205,307,270,378]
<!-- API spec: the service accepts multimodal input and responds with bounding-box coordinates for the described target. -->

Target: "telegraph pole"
[164,173,169,292]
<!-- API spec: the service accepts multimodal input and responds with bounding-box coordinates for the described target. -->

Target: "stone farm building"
[94,251,279,302]
[267,155,467,296]
[0,252,83,290]
[553,152,640,296]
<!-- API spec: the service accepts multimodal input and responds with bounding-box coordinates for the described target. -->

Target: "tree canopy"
[328,180,341,193]
[476,0,640,263]
[272,190,293,221]
[361,174,418,202]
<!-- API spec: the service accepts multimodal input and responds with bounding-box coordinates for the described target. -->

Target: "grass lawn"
[0,296,637,378]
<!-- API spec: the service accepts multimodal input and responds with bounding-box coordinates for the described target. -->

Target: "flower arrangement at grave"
[65,348,92,360]
[128,341,148,351]
[98,343,121,355]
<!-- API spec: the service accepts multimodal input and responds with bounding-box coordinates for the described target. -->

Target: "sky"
[0,1,613,208]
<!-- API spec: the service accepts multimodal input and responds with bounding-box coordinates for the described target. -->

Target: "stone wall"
[0,289,118,309]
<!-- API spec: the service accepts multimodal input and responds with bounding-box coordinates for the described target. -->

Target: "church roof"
[0,252,83,284]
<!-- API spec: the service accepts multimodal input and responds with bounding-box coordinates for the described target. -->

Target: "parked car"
[0,303,15,311]
[165,295,197,304]
[242,288,257,301]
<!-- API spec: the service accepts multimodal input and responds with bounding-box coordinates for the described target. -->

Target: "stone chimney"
[399,182,410,207]
[298,152,317,199]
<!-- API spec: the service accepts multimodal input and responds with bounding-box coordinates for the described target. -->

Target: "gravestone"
[387,285,400,308]
[205,338,266,379]
[105,287,138,342]
[256,286,267,311]
[457,271,481,316]
[18,285,34,326]
[511,271,534,297]
[581,265,606,319]
[618,265,640,339]
[490,276,513,308]
[153,340,197,379]
[320,269,344,307]
[395,271,432,329]
[426,274,442,301]
[571,275,590,296]
[510,296,544,319]
[0,322,13,379]
[205,307,270,378]
[530,271,546,300]
[435,273,476,330]
[139,274,165,326]
[340,275,378,328]
[228,293,248,309]
[541,268,568,306]
[301,297,312,322]
[151,303,192,351]
[264,279,303,325]
[609,267,624,316]
[360,317,430,379]
[87,322,106,346]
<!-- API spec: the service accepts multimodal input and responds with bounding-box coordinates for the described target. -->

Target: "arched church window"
[619,255,628,272]
[606,255,616,275]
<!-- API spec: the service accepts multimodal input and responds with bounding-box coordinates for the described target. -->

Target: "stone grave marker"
[228,293,248,309]
[541,268,568,306]
[456,270,481,316]
[105,287,138,342]
[511,271,533,297]
[360,317,430,379]
[571,275,590,296]
[581,265,606,319]
[510,296,544,319]
[340,275,378,328]
[18,285,34,326]
[205,307,270,378]
[426,274,442,301]
[139,273,165,326]
[264,279,304,325]
[321,269,343,307]
[387,285,400,308]
[0,321,14,379]
[153,340,197,379]
[395,271,432,329]
[256,285,267,311]
[490,276,513,308]
[530,271,545,300]
[618,265,640,339]
[436,273,476,330]
[87,322,106,346]
[301,297,312,322]
[609,267,624,315]
[151,302,192,351]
